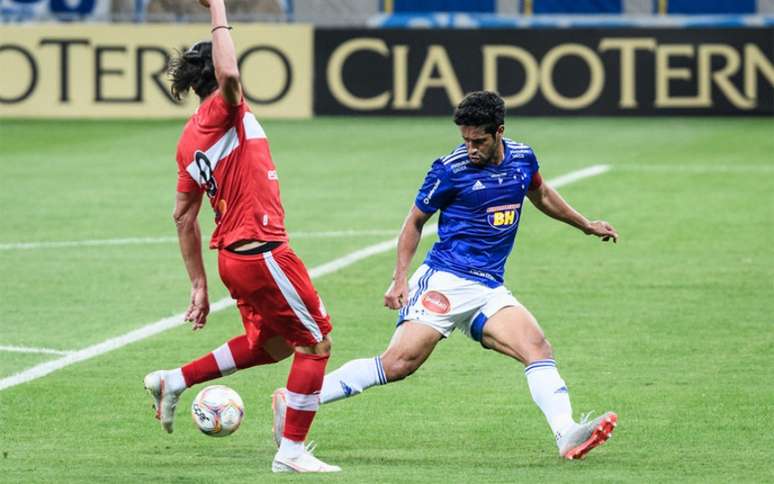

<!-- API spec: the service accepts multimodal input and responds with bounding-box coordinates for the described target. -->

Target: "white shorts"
[397,264,522,345]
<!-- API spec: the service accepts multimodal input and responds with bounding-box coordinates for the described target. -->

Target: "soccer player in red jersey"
[143,0,339,473]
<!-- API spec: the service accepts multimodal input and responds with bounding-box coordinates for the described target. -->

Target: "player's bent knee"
[381,356,419,382]
[262,336,294,362]
[295,335,332,356]
[314,337,332,355]
[525,337,553,363]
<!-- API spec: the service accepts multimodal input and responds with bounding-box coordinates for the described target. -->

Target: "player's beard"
[472,144,497,166]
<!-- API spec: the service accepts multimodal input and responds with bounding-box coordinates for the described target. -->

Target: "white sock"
[277,437,304,458]
[524,359,575,438]
[165,368,187,394]
[211,342,237,375]
[319,356,387,404]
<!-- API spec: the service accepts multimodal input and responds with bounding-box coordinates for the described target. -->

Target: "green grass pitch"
[0,116,772,483]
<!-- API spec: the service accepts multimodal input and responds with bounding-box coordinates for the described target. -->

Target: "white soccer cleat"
[144,370,183,434]
[271,387,287,448]
[558,411,618,460]
[272,447,341,473]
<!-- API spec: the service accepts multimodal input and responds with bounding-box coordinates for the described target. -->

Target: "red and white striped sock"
[180,334,276,388]
[282,351,329,443]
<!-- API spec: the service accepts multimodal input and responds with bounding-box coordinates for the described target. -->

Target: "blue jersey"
[414,138,540,288]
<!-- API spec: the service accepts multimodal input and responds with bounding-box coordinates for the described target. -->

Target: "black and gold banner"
[314,28,774,116]
[0,24,313,118]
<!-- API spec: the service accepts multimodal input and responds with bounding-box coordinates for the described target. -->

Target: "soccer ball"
[191,385,244,437]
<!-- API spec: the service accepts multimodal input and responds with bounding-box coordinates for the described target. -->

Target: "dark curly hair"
[453,91,505,135]
[167,41,218,102]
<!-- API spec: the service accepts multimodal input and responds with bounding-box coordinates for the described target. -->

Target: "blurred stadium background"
[1,1,772,482]
[2,0,773,117]
[4,0,774,23]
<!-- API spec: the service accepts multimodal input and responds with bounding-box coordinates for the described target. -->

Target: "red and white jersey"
[176,92,288,249]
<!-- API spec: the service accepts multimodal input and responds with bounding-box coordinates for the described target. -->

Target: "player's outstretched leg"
[144,334,283,433]
[320,322,440,404]
[321,356,389,403]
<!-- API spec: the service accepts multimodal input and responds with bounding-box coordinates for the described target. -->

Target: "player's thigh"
[381,321,443,381]
[236,302,293,361]
[250,246,332,351]
[480,305,552,364]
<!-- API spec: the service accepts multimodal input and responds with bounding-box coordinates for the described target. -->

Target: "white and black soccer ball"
[191,385,244,437]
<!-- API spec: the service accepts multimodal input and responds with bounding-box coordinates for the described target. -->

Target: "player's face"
[460,125,504,166]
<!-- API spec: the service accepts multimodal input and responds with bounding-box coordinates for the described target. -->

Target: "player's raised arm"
[201,0,241,105]
[526,180,619,243]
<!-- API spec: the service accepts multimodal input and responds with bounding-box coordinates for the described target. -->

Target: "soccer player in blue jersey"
[273,91,620,460]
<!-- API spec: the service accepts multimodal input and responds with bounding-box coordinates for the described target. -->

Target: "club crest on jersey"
[194,150,218,198]
[421,290,451,314]
[487,204,520,229]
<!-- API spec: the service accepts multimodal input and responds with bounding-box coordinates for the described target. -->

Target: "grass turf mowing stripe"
[0,165,609,392]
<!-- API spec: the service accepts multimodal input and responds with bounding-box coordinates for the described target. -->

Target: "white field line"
[0,165,609,392]
[0,229,399,251]
[549,164,610,186]
[0,345,74,356]
[616,164,774,173]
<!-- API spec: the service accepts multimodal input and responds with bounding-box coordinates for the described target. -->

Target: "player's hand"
[585,220,619,243]
[384,278,409,310]
[185,287,210,330]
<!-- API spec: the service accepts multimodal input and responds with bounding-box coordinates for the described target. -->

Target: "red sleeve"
[198,92,242,129]
[176,148,202,193]
[529,170,543,190]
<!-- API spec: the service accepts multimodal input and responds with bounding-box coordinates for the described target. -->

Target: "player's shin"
[180,334,277,389]
[280,351,329,455]
[319,356,388,404]
[524,359,576,439]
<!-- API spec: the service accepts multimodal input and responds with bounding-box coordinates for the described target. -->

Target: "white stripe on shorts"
[212,343,237,376]
[285,389,320,411]
[263,252,323,342]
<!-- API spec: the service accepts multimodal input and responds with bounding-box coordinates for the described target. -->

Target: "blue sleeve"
[414,160,456,214]
[529,148,539,173]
